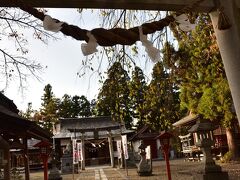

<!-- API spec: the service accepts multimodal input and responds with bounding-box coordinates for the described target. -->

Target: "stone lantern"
[137,141,152,176]
[48,151,62,180]
[188,120,228,180]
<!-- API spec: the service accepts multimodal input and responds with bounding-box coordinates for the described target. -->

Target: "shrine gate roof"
[59,116,121,132]
[54,116,134,139]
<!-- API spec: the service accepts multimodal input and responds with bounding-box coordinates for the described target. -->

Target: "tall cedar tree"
[78,95,92,117]
[97,62,132,128]
[90,99,98,116]
[58,94,72,118]
[58,94,91,118]
[171,14,239,160]
[70,95,81,117]
[40,84,59,132]
[144,61,180,131]
[129,66,147,129]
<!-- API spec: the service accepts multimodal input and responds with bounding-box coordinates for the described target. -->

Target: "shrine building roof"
[0,92,51,141]
[173,114,199,128]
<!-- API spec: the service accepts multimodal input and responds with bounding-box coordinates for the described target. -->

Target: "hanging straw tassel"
[217,7,231,30]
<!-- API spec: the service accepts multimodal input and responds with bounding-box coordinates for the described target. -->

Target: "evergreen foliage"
[171,14,236,127]
[171,14,238,159]
[58,94,91,118]
[58,94,72,118]
[78,95,92,117]
[129,66,147,129]
[40,84,59,131]
[97,61,132,128]
[144,60,180,131]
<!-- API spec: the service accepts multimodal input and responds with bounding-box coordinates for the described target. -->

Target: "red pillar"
[42,156,48,180]
[164,149,172,180]
[33,141,51,180]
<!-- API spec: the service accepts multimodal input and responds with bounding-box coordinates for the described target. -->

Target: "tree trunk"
[225,127,239,161]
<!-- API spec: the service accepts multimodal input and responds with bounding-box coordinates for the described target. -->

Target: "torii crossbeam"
[1,0,215,12]
[1,0,240,124]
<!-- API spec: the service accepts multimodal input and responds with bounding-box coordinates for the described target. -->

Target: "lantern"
[137,140,152,176]
[188,120,229,179]
[188,120,215,147]
[40,146,48,155]
[158,131,173,154]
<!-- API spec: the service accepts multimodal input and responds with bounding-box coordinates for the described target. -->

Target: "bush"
[220,151,232,163]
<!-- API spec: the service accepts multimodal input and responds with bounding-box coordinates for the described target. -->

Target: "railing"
[0,167,25,180]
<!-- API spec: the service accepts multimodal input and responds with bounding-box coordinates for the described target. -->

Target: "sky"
[4,9,107,111]
[3,8,154,111]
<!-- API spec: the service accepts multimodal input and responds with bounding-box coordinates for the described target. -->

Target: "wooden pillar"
[81,133,85,170]
[43,155,48,180]
[120,136,124,169]
[210,0,240,123]
[107,131,115,167]
[0,136,10,180]
[23,137,30,180]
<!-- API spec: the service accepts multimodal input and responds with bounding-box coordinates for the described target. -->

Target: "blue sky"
[4,8,154,111]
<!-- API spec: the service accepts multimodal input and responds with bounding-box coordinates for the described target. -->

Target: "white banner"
[72,139,78,164]
[117,140,122,159]
[77,142,82,161]
[122,135,128,159]
[145,145,151,159]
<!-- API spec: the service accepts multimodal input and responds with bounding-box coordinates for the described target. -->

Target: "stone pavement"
[28,159,240,180]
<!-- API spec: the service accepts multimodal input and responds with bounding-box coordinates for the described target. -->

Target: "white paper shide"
[139,26,160,63]
[81,32,98,56]
[174,14,196,32]
[43,15,63,32]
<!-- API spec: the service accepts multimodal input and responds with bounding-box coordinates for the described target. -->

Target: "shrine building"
[53,116,133,170]
[0,92,51,180]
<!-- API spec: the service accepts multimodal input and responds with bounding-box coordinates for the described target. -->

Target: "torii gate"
[2,0,240,123]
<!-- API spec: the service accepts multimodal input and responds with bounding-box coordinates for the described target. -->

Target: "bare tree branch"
[0,7,57,92]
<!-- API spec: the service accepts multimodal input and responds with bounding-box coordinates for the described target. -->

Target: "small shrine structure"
[53,116,133,171]
[129,126,161,160]
[173,114,240,161]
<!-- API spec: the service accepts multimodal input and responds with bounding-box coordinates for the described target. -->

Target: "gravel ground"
[27,158,240,180]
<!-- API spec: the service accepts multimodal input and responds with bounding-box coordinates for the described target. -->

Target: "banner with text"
[77,142,82,161]
[146,145,151,160]
[72,139,78,164]
[122,135,128,159]
[117,140,122,159]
